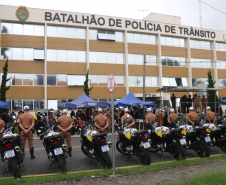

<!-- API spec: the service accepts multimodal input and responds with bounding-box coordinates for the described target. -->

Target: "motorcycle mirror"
[40,135,44,140]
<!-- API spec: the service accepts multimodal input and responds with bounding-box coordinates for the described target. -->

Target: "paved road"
[0,136,222,178]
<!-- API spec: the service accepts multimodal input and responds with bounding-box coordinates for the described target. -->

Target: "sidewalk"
[27,158,226,185]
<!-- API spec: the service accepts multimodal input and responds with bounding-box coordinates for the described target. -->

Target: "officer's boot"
[68,148,72,157]
[30,147,35,159]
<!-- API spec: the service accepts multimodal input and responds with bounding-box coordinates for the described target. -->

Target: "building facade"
[0,4,226,111]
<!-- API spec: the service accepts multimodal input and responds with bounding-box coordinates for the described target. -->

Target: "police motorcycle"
[40,122,67,172]
[116,115,151,165]
[147,120,186,160]
[80,121,112,168]
[202,115,226,153]
[0,122,24,178]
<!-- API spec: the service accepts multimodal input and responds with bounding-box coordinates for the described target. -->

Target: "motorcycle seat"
[134,130,147,136]
[218,125,226,130]
[170,128,180,134]
[194,127,204,131]
[92,133,107,139]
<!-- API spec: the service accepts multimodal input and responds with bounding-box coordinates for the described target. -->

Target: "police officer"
[94,108,109,133]
[206,106,216,124]
[145,108,156,125]
[168,109,179,128]
[57,109,73,157]
[19,106,35,159]
[121,108,135,127]
[187,107,199,127]
[157,109,164,126]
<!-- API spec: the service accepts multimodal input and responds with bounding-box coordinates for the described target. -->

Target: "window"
[190,39,211,50]
[1,47,44,60]
[11,74,22,85]
[89,29,97,40]
[89,52,124,64]
[12,100,22,111]
[216,42,226,51]
[34,99,44,110]
[161,56,186,67]
[128,33,156,44]
[161,36,185,47]
[47,74,86,86]
[23,99,34,111]
[129,76,158,87]
[1,22,44,36]
[192,78,208,87]
[128,54,157,65]
[217,60,226,69]
[47,26,85,39]
[34,74,44,85]
[23,74,34,85]
[89,29,123,41]
[47,74,56,86]
[47,49,85,62]
[57,74,67,86]
[162,77,188,87]
[191,58,212,68]
[90,75,125,86]
[219,79,226,87]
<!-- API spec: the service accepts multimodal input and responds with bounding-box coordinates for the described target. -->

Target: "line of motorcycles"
[1,114,226,179]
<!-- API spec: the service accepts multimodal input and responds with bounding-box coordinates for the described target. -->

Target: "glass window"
[150,35,156,45]
[57,50,66,61]
[107,30,115,40]
[23,74,34,85]
[116,53,123,64]
[161,36,165,45]
[115,32,123,42]
[190,40,194,48]
[98,52,106,63]
[24,24,33,35]
[167,56,174,66]
[12,48,22,60]
[180,58,186,67]
[1,47,11,59]
[115,76,124,86]
[57,75,67,86]
[98,30,107,40]
[77,51,85,62]
[67,50,76,62]
[67,75,77,86]
[23,99,33,111]
[142,34,149,44]
[162,77,169,86]
[206,42,211,50]
[147,55,157,65]
[47,49,56,61]
[134,54,143,65]
[12,100,22,111]
[89,29,97,40]
[151,77,158,87]
[173,38,180,47]
[98,75,108,86]
[175,78,182,86]
[34,49,44,60]
[11,74,22,85]
[192,78,197,87]
[168,78,177,86]
[57,27,67,37]
[127,33,133,42]
[166,37,173,46]
[77,28,85,39]
[34,99,44,110]
[134,34,141,43]
[67,27,76,38]
[47,26,56,37]
[90,75,99,86]
[34,25,44,36]
[180,39,185,47]
[219,79,226,87]
[23,48,33,60]
[107,53,115,63]
[47,75,56,86]
[128,76,137,87]
[174,57,180,66]
[77,75,85,85]
[128,54,134,64]
[182,78,188,86]
[162,56,167,65]
[13,24,23,35]
[196,58,202,68]
[1,23,12,34]
[218,43,225,51]
[194,40,200,49]
[34,74,44,85]
[89,52,97,63]
[200,41,206,50]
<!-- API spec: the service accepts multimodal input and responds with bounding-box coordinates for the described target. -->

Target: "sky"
[0,0,226,31]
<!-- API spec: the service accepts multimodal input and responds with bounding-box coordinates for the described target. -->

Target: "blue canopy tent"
[66,93,111,108]
[221,100,226,105]
[114,92,155,107]
[0,100,10,109]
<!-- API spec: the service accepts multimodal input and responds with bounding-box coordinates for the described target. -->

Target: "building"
[0,4,226,111]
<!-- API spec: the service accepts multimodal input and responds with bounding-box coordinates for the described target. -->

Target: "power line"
[200,0,226,16]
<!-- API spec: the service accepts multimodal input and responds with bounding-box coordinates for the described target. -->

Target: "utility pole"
[198,0,202,28]
[138,10,149,18]
[143,55,146,116]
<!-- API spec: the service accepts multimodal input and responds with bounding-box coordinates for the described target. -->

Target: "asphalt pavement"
[0,136,222,178]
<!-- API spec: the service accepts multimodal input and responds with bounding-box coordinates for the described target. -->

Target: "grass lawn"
[168,168,226,185]
[0,154,226,185]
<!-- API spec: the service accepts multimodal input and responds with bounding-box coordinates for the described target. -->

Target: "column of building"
[124,30,129,94]
[186,37,192,90]
[44,23,47,109]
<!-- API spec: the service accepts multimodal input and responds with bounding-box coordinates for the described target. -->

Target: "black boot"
[68,148,72,157]
[30,148,35,159]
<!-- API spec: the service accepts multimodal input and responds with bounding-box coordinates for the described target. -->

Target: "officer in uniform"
[206,106,216,124]
[157,109,164,126]
[94,108,109,133]
[57,109,73,157]
[145,108,156,125]
[201,95,207,113]
[121,108,135,127]
[18,106,35,159]
[168,109,179,128]
[187,107,199,127]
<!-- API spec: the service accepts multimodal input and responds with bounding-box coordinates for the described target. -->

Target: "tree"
[84,69,93,97]
[206,69,219,109]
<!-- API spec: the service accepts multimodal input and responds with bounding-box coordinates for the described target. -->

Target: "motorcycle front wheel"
[170,143,186,160]
[116,140,130,156]
[196,140,210,158]
[8,157,21,178]
[55,154,67,173]
[138,147,151,165]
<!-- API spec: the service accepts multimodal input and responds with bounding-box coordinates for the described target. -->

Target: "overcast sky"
[1,0,226,31]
